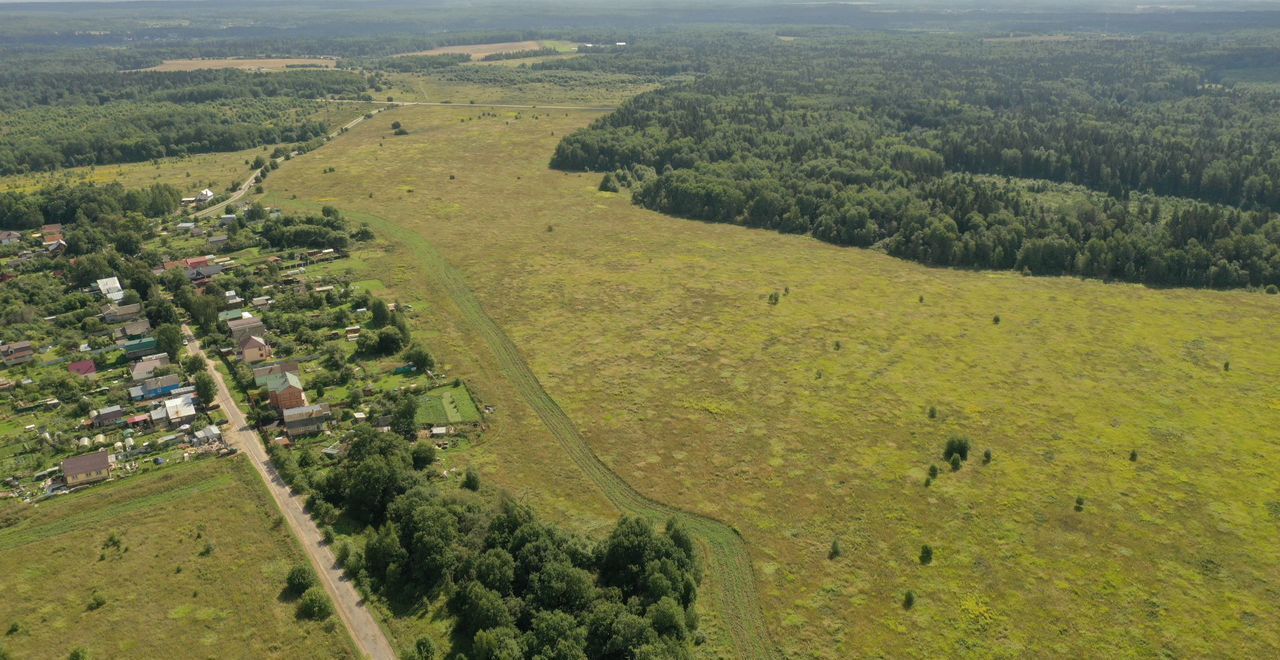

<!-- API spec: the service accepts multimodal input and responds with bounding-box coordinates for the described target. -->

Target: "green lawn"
[416,383,480,426]
[0,458,357,659]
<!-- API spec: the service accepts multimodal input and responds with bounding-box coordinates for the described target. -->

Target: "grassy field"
[0,146,272,194]
[0,458,356,659]
[140,58,336,72]
[262,103,1280,657]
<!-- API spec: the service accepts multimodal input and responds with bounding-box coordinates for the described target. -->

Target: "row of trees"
[549,33,1280,288]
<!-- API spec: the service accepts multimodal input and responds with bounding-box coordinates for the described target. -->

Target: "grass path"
[359,213,778,659]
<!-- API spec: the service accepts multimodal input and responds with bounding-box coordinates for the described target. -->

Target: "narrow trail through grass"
[360,213,778,659]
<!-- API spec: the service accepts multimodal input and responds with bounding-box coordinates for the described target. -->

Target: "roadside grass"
[263,105,1280,657]
[0,458,357,659]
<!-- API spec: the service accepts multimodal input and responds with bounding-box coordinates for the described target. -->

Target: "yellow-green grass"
[0,458,357,659]
[0,146,274,194]
[264,104,1280,657]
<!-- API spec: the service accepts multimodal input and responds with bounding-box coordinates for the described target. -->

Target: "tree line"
[304,425,702,658]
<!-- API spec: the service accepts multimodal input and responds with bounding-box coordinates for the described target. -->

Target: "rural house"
[103,302,143,323]
[91,405,125,428]
[96,276,125,303]
[238,335,273,363]
[0,341,35,366]
[116,319,152,340]
[156,394,197,427]
[263,371,307,411]
[130,354,170,381]
[253,361,299,385]
[0,230,21,245]
[67,360,97,378]
[226,315,266,343]
[62,451,112,487]
[130,374,182,401]
[283,404,331,437]
[123,337,161,359]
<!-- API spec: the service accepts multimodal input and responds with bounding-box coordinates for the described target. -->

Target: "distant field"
[395,40,575,60]
[0,458,356,659]
[0,101,370,194]
[263,103,1280,658]
[142,58,336,72]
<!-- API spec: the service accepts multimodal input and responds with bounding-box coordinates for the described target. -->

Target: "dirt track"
[186,331,396,660]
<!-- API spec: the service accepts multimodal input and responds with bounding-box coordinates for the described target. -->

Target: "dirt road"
[194,109,377,220]
[185,331,396,659]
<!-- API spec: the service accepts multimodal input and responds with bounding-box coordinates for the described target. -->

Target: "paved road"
[185,330,396,660]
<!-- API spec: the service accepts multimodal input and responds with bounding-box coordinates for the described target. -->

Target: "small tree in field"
[903,591,915,610]
[286,564,315,596]
[462,467,481,491]
[829,538,843,560]
[919,545,933,565]
[296,587,332,620]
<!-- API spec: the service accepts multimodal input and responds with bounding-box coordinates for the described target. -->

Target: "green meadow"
[0,459,356,659]
[258,99,1280,658]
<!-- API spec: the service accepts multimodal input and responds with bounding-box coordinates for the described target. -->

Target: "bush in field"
[296,587,332,620]
[462,467,481,491]
[943,436,970,463]
[287,564,316,596]
[919,545,933,565]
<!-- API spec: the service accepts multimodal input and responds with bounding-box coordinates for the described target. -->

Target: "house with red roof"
[68,360,97,378]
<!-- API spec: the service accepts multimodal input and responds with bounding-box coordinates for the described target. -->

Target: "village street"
[184,328,396,660]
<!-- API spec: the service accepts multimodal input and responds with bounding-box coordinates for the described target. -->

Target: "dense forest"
[0,52,370,174]
[549,34,1280,288]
